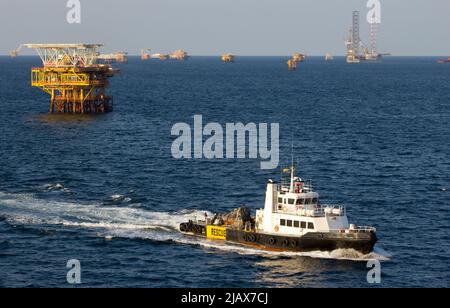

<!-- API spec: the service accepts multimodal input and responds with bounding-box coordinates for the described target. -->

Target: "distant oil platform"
[24,44,118,114]
[139,49,189,61]
[9,45,23,58]
[221,54,235,63]
[169,49,189,60]
[346,11,389,63]
[98,52,128,64]
[287,52,306,70]
[141,49,151,60]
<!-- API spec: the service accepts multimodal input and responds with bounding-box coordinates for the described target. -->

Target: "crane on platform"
[9,45,23,58]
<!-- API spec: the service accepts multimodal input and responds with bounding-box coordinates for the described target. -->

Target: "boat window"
[280,219,286,226]
[312,198,318,204]
[305,199,311,205]
[300,221,307,228]
[288,199,295,205]
[278,197,283,204]
[294,221,300,228]
[308,222,314,229]
[287,220,293,227]
[296,199,304,205]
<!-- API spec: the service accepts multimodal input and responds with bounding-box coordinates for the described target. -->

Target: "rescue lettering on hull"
[206,226,227,240]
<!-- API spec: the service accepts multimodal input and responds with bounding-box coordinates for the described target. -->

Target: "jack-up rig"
[346,11,388,63]
[24,44,118,114]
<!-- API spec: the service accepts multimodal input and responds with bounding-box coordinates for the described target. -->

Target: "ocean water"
[0,56,449,288]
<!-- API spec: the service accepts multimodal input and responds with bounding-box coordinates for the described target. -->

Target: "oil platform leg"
[50,89,55,113]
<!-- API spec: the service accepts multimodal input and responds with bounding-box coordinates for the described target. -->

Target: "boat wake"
[0,191,390,261]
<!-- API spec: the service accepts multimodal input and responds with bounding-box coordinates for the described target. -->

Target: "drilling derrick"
[24,44,117,114]
[352,11,360,55]
[346,11,361,63]
[370,21,377,55]
[363,10,383,61]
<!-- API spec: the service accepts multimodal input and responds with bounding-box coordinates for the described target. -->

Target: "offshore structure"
[151,53,169,60]
[287,59,297,71]
[346,11,362,63]
[221,54,235,62]
[169,49,189,60]
[292,53,306,63]
[9,50,19,58]
[24,44,118,114]
[364,8,382,61]
[141,49,151,60]
[9,45,22,58]
[287,52,305,70]
[98,52,128,64]
[346,11,383,63]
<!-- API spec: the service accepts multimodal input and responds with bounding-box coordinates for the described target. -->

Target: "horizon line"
[1,54,449,58]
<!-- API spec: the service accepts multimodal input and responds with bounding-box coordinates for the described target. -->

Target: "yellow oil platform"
[287,59,297,71]
[24,44,118,114]
[169,49,188,60]
[292,53,306,63]
[221,54,235,63]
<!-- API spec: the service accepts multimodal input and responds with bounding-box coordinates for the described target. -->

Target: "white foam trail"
[43,183,65,191]
[0,191,207,233]
[0,191,390,261]
[111,194,131,203]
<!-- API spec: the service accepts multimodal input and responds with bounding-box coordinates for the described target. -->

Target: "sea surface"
[0,56,449,288]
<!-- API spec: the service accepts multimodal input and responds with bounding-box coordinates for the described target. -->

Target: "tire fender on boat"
[290,239,297,248]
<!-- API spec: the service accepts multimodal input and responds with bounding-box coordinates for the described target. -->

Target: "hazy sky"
[0,0,449,56]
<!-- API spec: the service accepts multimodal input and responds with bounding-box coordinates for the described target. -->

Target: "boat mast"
[290,141,295,193]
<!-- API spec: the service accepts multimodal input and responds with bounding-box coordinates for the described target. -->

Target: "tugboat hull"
[180,222,377,255]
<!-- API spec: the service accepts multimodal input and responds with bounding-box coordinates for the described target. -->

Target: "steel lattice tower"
[352,11,360,56]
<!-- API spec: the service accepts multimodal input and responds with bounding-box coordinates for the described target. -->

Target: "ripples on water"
[0,56,449,287]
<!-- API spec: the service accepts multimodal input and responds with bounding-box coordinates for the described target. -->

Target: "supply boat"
[180,164,378,254]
